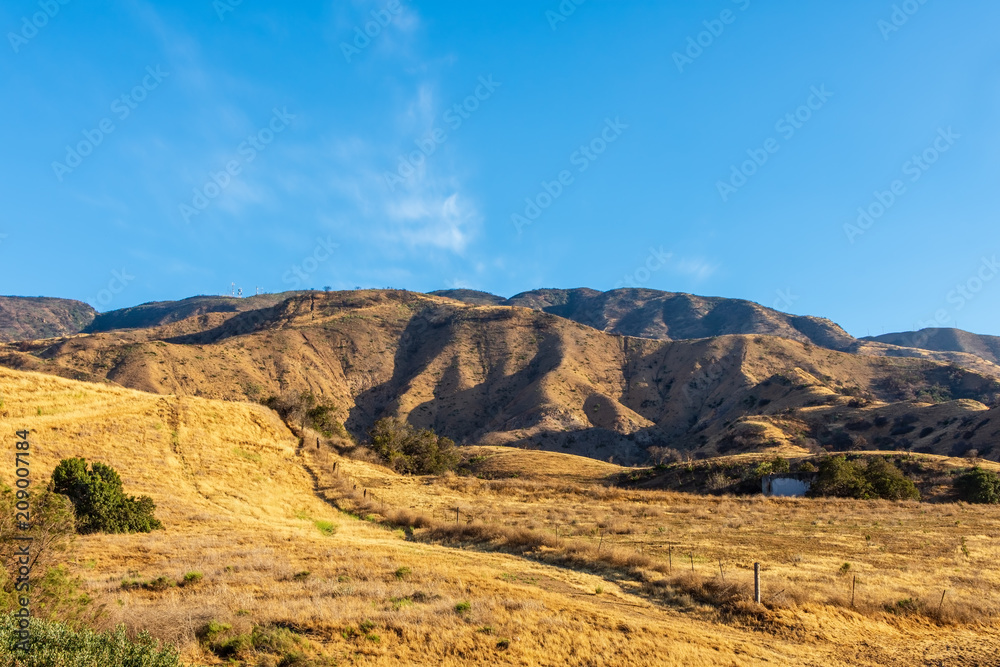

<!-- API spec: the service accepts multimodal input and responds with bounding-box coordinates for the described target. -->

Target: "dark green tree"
[864,457,920,501]
[368,418,459,475]
[955,467,1000,504]
[51,458,162,534]
[808,456,873,499]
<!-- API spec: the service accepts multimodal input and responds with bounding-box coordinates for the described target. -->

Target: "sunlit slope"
[0,365,924,666]
[3,290,1000,463]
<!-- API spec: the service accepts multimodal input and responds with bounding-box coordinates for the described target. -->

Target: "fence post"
[719,559,725,582]
[668,546,672,574]
[938,589,947,615]
[754,562,761,604]
[689,554,694,573]
[851,574,856,607]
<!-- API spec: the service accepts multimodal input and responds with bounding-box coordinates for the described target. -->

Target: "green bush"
[955,467,1000,504]
[264,391,350,439]
[863,457,920,500]
[51,458,163,534]
[808,456,919,500]
[0,614,180,666]
[368,418,459,475]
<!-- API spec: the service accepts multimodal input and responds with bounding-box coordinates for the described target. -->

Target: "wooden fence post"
[754,563,761,604]
[851,575,856,607]
[938,589,947,615]
[719,559,725,582]
[689,553,694,573]
[668,546,672,574]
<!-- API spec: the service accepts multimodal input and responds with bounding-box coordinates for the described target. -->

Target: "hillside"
[3,290,1000,466]
[0,295,95,342]
[868,328,1000,365]
[4,365,1000,665]
[84,292,306,333]
[433,287,857,350]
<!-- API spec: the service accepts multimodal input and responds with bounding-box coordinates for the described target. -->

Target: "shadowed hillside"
[3,290,1000,465]
[868,328,1000,365]
[433,287,856,350]
[0,296,96,342]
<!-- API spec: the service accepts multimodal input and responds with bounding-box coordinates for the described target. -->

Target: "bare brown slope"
[3,290,1000,465]
[0,295,96,341]
[867,328,1000,365]
[438,287,857,350]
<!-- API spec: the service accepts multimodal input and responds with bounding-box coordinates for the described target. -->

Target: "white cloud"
[673,257,718,281]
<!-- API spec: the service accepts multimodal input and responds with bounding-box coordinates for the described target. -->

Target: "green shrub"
[313,520,337,536]
[955,467,1000,504]
[368,418,459,475]
[808,456,872,499]
[182,571,203,586]
[808,456,919,500]
[863,457,920,500]
[454,601,471,614]
[0,486,90,622]
[0,614,180,666]
[51,458,162,534]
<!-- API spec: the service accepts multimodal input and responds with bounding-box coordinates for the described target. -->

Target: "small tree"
[368,418,458,475]
[955,467,1000,504]
[0,485,91,622]
[51,459,162,534]
[864,457,920,501]
[808,456,873,499]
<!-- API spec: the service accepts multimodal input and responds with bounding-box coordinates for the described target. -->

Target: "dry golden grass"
[3,366,1000,665]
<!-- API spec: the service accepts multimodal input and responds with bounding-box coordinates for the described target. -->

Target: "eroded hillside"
[2,290,1000,464]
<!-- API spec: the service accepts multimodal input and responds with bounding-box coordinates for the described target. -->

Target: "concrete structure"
[761,473,814,497]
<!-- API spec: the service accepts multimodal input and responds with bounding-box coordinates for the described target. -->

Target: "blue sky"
[2,0,999,338]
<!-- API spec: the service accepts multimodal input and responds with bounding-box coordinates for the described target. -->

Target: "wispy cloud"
[673,257,718,281]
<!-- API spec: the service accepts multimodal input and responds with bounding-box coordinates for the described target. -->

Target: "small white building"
[761,473,814,497]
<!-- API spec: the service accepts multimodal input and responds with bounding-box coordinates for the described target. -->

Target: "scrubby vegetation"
[0,614,180,666]
[808,455,920,500]
[368,418,459,475]
[955,466,1000,504]
[52,458,162,534]
[263,391,351,440]
[0,485,93,623]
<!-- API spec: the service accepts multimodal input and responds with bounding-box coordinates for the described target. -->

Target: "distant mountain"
[866,328,1000,366]
[5,290,1000,464]
[84,293,305,333]
[0,296,96,342]
[433,287,856,350]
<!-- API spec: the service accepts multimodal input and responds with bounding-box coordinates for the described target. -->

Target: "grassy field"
[2,366,1000,665]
